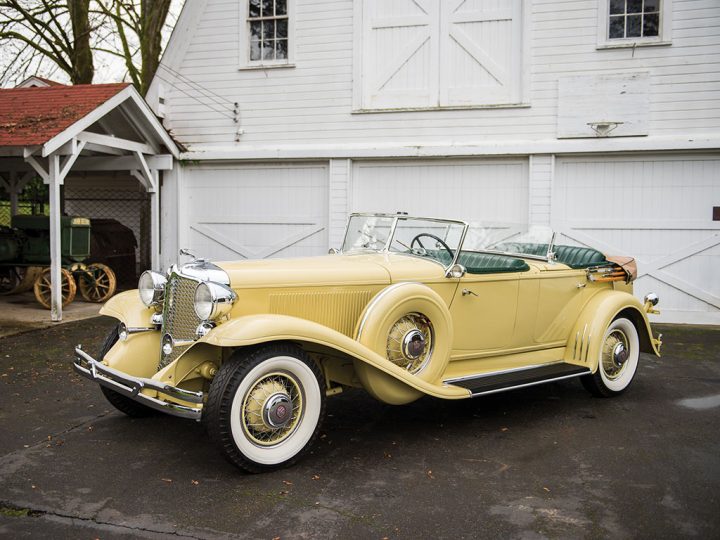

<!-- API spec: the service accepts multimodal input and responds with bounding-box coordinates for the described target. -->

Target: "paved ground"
[0,291,101,339]
[0,318,718,539]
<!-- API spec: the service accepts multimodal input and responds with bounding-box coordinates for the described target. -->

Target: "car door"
[530,264,591,345]
[448,272,521,352]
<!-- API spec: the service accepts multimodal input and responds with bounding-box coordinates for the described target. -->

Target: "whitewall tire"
[581,317,640,397]
[205,343,326,473]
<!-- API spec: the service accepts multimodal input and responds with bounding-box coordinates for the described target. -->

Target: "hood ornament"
[179,248,207,263]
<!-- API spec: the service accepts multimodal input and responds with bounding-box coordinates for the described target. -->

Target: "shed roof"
[0,83,129,147]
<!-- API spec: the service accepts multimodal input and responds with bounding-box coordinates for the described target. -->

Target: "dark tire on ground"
[204,342,326,473]
[98,325,156,418]
[581,317,640,398]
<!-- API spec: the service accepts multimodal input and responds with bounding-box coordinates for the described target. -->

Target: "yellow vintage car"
[74,213,662,472]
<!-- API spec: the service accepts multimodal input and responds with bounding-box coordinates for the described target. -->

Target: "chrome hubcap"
[386,313,434,374]
[613,342,628,366]
[402,329,426,360]
[263,393,293,428]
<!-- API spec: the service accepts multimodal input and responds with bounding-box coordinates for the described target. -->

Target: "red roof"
[0,83,130,147]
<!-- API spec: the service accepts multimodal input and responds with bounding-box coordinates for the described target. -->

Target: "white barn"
[147,0,720,325]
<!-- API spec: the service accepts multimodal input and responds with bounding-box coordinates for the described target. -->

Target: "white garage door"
[182,162,328,260]
[553,155,720,324]
[351,159,529,223]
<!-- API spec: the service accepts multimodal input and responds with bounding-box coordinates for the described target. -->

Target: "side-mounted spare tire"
[354,282,453,404]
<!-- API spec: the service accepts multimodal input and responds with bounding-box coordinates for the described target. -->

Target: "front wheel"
[204,343,326,473]
[98,325,156,417]
[581,317,640,397]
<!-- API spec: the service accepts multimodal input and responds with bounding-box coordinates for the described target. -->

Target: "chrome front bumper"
[73,346,204,421]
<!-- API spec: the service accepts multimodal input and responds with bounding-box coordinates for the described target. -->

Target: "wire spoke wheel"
[33,267,77,309]
[205,343,326,473]
[601,329,629,381]
[581,317,640,397]
[241,371,304,446]
[78,263,117,303]
[386,312,434,374]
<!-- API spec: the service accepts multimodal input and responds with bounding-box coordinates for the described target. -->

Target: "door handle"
[462,288,478,297]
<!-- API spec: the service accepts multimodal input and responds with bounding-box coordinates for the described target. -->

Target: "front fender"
[564,290,661,371]
[201,314,469,401]
[100,289,154,327]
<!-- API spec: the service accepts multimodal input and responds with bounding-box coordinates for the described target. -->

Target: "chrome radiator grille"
[158,274,201,369]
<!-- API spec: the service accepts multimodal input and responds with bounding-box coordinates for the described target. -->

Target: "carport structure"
[0,83,178,321]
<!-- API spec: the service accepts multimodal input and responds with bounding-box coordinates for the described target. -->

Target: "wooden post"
[9,171,18,216]
[48,155,62,321]
[150,169,160,271]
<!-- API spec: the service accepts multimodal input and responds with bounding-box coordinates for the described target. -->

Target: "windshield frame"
[340,213,557,270]
[341,213,469,271]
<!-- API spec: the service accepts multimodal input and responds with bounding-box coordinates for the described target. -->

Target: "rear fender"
[200,314,469,403]
[564,290,660,372]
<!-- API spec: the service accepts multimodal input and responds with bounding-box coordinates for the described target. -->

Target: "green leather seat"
[553,245,607,269]
[458,252,530,274]
[495,242,607,269]
[424,250,529,274]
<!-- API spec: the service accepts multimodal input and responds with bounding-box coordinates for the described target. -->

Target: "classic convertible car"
[74,213,662,472]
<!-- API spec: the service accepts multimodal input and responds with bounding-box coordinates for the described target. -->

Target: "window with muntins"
[249,0,288,61]
[597,0,672,48]
[609,0,660,39]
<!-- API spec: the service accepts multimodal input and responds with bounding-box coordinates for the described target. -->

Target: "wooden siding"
[552,154,720,324]
[350,159,529,224]
[155,0,720,150]
[180,162,329,260]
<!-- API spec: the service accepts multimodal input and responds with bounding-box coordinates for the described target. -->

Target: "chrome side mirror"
[445,264,466,279]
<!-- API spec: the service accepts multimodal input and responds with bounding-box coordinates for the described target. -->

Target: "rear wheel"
[204,343,326,473]
[0,266,41,295]
[78,263,117,303]
[98,325,155,418]
[581,317,640,397]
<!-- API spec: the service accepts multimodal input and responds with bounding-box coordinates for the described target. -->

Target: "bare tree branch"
[1,0,180,91]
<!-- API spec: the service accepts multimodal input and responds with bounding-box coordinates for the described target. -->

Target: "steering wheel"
[410,233,454,260]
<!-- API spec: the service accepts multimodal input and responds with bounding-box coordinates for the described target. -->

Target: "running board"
[444,362,591,397]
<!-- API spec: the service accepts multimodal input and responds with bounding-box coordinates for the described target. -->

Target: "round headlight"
[194,281,237,321]
[138,270,167,307]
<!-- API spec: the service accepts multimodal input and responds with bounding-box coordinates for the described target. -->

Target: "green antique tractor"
[0,215,117,308]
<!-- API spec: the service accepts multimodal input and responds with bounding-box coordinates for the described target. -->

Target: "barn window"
[240,0,294,68]
[597,0,672,48]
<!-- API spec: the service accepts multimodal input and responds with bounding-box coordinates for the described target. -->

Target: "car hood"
[214,253,445,289]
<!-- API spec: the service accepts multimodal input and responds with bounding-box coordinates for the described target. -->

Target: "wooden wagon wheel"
[0,266,22,294]
[33,268,77,309]
[15,266,43,293]
[78,263,117,303]
[0,266,43,295]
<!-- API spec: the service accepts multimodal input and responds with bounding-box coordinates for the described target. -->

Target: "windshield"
[341,214,556,265]
[462,223,555,259]
[342,214,466,266]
